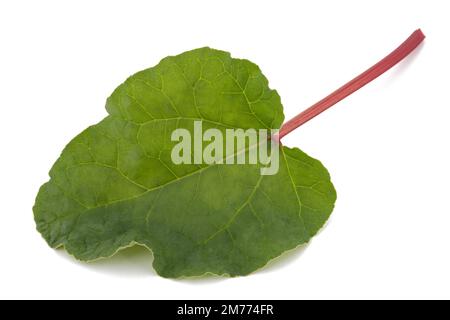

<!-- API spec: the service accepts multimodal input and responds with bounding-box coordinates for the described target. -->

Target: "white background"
[1,0,449,300]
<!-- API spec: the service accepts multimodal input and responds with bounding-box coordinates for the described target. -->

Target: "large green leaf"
[33,48,336,278]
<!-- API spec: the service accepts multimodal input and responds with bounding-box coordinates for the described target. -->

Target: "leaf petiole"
[278,29,425,140]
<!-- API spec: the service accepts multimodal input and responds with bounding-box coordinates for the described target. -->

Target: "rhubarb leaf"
[33,48,336,278]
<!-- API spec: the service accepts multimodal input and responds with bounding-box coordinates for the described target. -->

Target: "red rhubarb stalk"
[278,29,425,140]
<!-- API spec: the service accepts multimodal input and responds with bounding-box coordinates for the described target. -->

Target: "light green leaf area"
[33,48,336,278]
